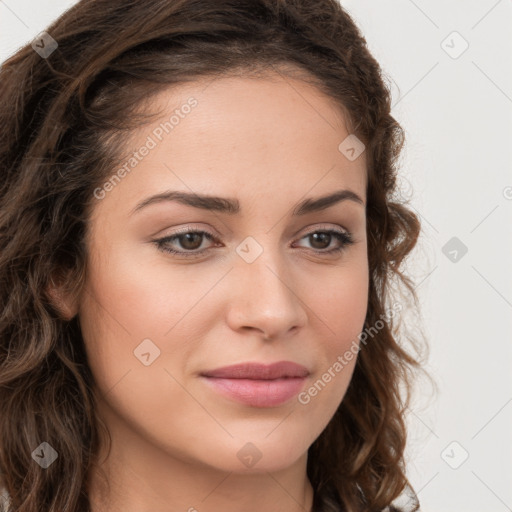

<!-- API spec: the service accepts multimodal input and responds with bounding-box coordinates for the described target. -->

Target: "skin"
[50,69,369,512]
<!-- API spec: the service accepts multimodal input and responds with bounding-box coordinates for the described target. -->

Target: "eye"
[153,226,354,259]
[293,228,354,254]
[153,229,218,259]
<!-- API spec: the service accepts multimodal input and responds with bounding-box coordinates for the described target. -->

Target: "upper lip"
[200,361,310,380]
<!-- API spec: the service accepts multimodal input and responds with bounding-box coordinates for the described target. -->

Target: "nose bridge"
[238,230,292,288]
[241,248,290,301]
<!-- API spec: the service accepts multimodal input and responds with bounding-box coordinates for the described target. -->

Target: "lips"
[200,361,310,407]
[200,361,310,380]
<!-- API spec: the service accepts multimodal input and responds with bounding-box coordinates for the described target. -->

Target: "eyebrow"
[130,188,365,216]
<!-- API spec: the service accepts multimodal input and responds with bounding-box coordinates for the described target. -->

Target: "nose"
[225,246,308,341]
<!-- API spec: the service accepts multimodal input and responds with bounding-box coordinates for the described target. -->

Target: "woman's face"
[75,71,368,475]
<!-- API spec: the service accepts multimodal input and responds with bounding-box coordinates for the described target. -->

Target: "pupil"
[181,233,202,250]
[310,232,330,249]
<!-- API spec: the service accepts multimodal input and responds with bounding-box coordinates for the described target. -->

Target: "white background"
[1,1,511,511]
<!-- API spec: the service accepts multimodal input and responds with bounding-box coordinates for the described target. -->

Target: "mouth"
[200,361,310,379]
[200,361,310,408]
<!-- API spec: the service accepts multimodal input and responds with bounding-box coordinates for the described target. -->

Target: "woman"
[0,0,430,510]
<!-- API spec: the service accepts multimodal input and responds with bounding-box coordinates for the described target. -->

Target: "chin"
[188,431,312,474]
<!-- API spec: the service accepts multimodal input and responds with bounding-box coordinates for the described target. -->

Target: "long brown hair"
[0,1,432,510]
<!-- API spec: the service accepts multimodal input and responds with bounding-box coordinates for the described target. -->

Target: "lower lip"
[201,376,307,407]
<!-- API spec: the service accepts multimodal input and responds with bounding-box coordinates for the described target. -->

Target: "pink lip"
[200,361,310,408]
[201,361,310,379]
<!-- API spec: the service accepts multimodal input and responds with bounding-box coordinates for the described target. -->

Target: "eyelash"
[153,226,355,259]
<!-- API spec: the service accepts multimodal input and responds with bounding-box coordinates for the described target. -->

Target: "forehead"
[90,72,367,222]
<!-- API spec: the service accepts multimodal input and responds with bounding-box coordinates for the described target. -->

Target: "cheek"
[77,246,163,391]
[295,255,368,419]
[77,243,210,396]
[82,243,190,339]
[312,253,369,352]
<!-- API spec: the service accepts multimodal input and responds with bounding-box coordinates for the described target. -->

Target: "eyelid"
[296,222,350,237]
[156,222,350,243]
